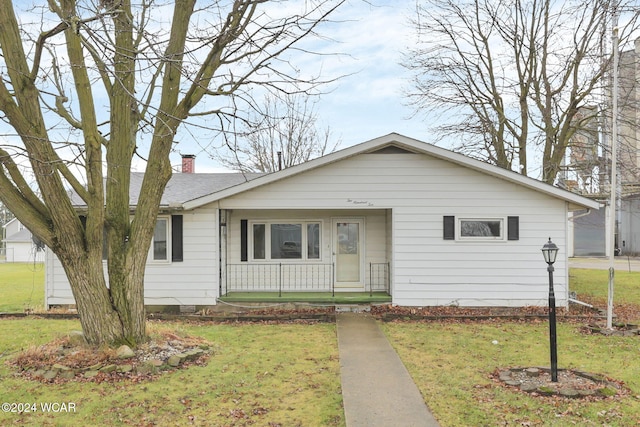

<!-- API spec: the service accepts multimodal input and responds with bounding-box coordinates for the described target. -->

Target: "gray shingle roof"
[70,172,263,209]
[130,172,263,207]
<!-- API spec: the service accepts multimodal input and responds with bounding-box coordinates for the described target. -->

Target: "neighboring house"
[45,133,600,309]
[2,218,45,263]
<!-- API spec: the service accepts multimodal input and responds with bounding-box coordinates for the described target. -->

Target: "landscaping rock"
[42,371,58,381]
[496,367,623,400]
[167,354,182,367]
[60,370,76,380]
[99,364,117,373]
[498,371,512,382]
[135,364,155,375]
[52,363,71,371]
[68,330,86,347]
[148,359,164,368]
[559,388,580,398]
[116,345,135,359]
[11,331,213,384]
[184,348,204,361]
[525,368,540,377]
[84,370,99,378]
[520,383,538,392]
[87,363,103,371]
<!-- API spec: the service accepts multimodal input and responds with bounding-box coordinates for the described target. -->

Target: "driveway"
[569,257,640,272]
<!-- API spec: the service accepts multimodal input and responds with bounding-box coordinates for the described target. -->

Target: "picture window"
[251,221,321,261]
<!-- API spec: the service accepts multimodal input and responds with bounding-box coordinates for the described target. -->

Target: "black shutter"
[171,215,183,262]
[443,216,455,240]
[507,216,519,241]
[240,219,248,262]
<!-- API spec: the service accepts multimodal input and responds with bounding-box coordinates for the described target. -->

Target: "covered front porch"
[219,208,393,301]
[221,261,391,298]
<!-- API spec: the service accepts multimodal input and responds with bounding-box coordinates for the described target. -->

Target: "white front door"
[334,219,364,288]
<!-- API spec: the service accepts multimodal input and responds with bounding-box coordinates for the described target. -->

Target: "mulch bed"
[6,331,212,384]
[492,367,629,400]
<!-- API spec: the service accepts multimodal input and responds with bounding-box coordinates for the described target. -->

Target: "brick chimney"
[181,154,195,173]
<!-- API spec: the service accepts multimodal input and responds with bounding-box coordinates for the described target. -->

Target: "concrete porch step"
[335,305,371,313]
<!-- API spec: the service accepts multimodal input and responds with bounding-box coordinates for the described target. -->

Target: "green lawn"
[376,267,640,426]
[382,321,640,426]
[2,265,640,425]
[0,318,344,427]
[570,268,640,307]
[0,263,44,313]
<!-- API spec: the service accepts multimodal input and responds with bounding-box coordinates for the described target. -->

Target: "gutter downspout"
[568,208,591,222]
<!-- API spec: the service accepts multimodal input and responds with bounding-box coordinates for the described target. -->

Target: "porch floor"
[219,292,391,304]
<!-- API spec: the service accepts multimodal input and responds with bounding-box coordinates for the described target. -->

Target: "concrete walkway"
[337,313,440,427]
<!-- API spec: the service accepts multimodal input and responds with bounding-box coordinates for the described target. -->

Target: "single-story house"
[45,133,600,309]
[2,217,45,263]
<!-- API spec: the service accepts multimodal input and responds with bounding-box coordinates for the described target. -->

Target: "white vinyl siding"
[45,207,219,307]
[220,152,570,307]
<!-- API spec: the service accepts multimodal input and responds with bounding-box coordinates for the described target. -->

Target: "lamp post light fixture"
[541,238,559,382]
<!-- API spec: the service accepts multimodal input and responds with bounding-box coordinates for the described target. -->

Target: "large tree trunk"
[56,246,127,345]
[55,234,149,346]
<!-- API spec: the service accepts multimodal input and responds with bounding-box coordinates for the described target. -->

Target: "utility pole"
[607,2,620,330]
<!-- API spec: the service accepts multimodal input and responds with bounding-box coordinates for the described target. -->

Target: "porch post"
[279,262,282,297]
[386,262,390,295]
[219,209,227,297]
[332,262,335,297]
[369,263,373,297]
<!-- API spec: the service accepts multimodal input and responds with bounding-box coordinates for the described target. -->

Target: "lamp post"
[541,238,559,382]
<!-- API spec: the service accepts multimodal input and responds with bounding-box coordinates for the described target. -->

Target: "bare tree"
[216,92,339,173]
[0,0,344,346]
[404,0,640,184]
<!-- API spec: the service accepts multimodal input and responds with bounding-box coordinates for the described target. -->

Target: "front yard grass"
[0,263,44,313]
[570,268,640,308]
[2,265,640,425]
[381,268,640,426]
[381,321,640,426]
[0,318,344,427]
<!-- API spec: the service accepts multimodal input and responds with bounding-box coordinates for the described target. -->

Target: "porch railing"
[225,263,335,296]
[369,262,390,296]
[223,262,390,297]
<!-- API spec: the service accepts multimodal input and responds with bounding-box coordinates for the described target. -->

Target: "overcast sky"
[171,0,431,173]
